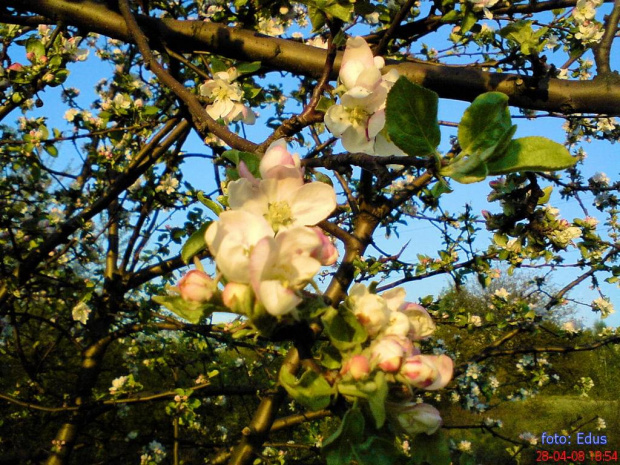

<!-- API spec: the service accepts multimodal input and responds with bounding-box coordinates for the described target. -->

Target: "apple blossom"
[347,284,391,336]
[199,68,256,124]
[388,402,443,436]
[400,354,453,390]
[371,336,407,372]
[249,227,325,316]
[342,355,371,380]
[205,210,272,283]
[325,36,403,156]
[175,270,215,303]
[399,303,436,340]
[228,170,336,233]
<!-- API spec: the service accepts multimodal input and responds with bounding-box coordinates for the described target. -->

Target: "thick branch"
[6,0,620,114]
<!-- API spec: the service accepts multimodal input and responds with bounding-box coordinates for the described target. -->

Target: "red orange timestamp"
[536,450,618,462]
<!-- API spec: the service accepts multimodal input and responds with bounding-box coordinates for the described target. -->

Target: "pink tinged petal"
[367,110,386,140]
[425,355,453,390]
[260,177,304,205]
[261,140,303,180]
[325,104,352,137]
[259,280,301,316]
[400,355,439,389]
[228,178,262,210]
[340,37,375,89]
[289,182,337,226]
[342,355,371,380]
[342,126,375,154]
[311,227,339,266]
[401,303,436,340]
[383,311,410,338]
[371,337,405,373]
[238,161,259,186]
[177,270,215,302]
[354,67,383,91]
[249,236,278,294]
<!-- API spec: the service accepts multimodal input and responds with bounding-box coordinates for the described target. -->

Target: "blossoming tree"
[0,0,618,464]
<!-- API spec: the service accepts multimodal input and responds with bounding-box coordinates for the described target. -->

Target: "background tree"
[0,0,619,464]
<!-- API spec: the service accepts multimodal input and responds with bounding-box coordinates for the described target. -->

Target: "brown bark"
[6,0,620,115]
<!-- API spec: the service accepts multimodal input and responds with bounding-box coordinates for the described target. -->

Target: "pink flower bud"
[342,355,370,380]
[177,270,215,303]
[7,63,24,72]
[371,336,405,373]
[26,52,36,61]
[310,227,338,266]
[401,354,453,390]
[388,402,443,436]
[260,139,303,180]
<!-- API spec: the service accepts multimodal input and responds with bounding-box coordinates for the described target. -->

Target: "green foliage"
[442,93,576,183]
[386,77,441,158]
[279,364,334,410]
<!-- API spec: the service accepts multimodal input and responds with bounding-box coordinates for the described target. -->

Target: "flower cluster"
[571,0,605,44]
[174,140,337,319]
[325,37,403,156]
[199,68,255,124]
[337,284,453,435]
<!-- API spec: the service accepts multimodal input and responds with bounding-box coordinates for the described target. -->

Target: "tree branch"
[6,0,620,114]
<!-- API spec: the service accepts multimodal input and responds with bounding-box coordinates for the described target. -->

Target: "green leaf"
[279,364,333,411]
[457,92,514,162]
[308,6,327,31]
[323,407,365,465]
[364,371,388,428]
[500,21,547,55]
[181,222,211,264]
[210,56,228,74]
[321,307,368,351]
[440,9,460,22]
[460,7,477,34]
[486,136,576,175]
[236,61,261,75]
[197,192,223,216]
[25,38,45,60]
[222,150,261,179]
[44,144,58,157]
[152,295,214,324]
[354,436,401,465]
[386,77,441,157]
[408,431,451,465]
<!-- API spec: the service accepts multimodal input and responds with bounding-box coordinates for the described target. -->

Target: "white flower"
[596,417,607,430]
[155,174,179,194]
[325,37,403,156]
[592,297,615,318]
[494,288,510,300]
[347,284,391,336]
[228,169,336,233]
[400,303,436,340]
[72,301,91,324]
[205,210,273,283]
[469,0,499,19]
[249,227,325,316]
[199,69,255,124]
[458,440,472,452]
[109,375,128,394]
